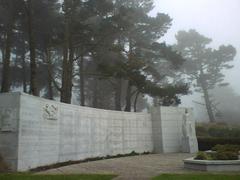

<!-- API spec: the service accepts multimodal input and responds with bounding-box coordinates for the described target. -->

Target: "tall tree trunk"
[21,49,27,93]
[60,10,74,104]
[114,38,122,111]
[60,48,74,104]
[202,85,215,122]
[66,40,74,102]
[134,91,140,112]
[124,37,134,112]
[27,0,38,96]
[79,55,85,106]
[46,48,53,100]
[200,69,215,122]
[115,79,122,111]
[92,78,98,108]
[1,43,5,62]
[0,46,4,90]
[124,81,132,112]
[60,42,69,102]
[1,28,12,93]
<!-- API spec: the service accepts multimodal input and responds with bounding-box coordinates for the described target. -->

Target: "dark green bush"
[215,151,238,160]
[195,151,212,160]
[230,128,240,137]
[212,144,240,153]
[196,144,240,160]
[208,127,229,138]
[196,125,208,137]
[198,137,240,151]
[196,123,240,139]
[195,151,238,160]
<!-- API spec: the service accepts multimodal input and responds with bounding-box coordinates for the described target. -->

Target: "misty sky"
[150,0,240,93]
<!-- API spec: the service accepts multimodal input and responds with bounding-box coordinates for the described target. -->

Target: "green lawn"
[153,174,240,180]
[0,174,116,180]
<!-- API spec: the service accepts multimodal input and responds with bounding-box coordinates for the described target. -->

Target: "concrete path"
[38,153,196,180]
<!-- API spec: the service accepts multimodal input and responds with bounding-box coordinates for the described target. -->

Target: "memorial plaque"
[0,108,17,132]
[43,104,58,120]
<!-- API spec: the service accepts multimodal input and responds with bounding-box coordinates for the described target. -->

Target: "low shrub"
[212,144,240,153]
[195,151,212,160]
[197,137,240,151]
[196,125,208,137]
[196,144,240,160]
[208,127,229,138]
[196,123,240,139]
[214,151,238,160]
[195,150,239,160]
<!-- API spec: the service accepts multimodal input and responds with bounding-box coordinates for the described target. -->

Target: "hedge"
[197,137,240,151]
[196,123,240,138]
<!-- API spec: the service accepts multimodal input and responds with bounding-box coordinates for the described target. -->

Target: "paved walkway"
[38,153,196,180]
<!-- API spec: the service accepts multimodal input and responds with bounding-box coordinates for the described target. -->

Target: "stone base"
[181,137,198,153]
[184,158,240,172]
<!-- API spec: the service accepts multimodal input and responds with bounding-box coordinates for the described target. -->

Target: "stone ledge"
[184,157,240,171]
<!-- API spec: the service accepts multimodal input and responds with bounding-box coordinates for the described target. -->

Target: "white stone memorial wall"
[152,107,198,153]
[0,93,198,171]
[0,93,20,170]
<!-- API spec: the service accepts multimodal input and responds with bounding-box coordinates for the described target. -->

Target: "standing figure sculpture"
[181,109,198,153]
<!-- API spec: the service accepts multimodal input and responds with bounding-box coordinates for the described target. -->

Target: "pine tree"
[175,29,236,122]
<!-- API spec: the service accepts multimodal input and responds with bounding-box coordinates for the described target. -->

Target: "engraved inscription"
[43,104,58,120]
[0,109,17,132]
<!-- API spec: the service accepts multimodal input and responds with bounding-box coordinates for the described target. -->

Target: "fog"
[0,0,239,123]
[151,0,240,92]
[150,0,240,122]
[27,0,240,122]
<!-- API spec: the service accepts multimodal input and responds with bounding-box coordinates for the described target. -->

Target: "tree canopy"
[0,0,188,111]
[175,29,236,122]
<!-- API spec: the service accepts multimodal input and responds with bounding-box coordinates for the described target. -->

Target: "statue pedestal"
[182,136,198,153]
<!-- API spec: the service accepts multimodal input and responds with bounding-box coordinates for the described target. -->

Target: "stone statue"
[181,109,198,153]
[182,109,194,137]
[182,109,188,138]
